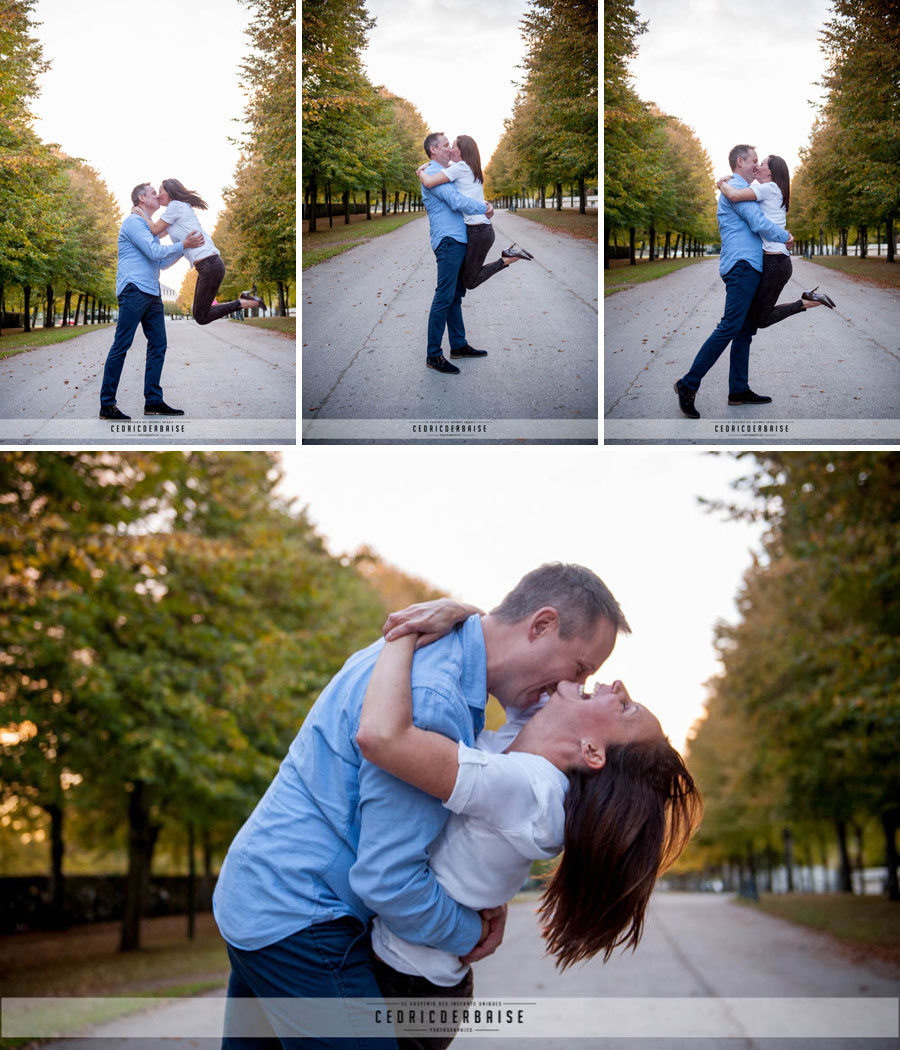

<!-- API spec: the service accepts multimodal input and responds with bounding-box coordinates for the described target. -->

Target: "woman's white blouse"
[159,199,219,266]
[370,710,567,986]
[443,160,490,226]
[751,180,789,255]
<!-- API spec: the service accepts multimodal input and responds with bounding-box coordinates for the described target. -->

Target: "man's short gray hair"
[491,563,631,639]
[130,182,153,207]
[728,144,755,171]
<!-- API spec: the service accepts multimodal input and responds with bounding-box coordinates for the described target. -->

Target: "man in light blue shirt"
[214,563,629,1047]
[420,132,492,374]
[98,183,203,421]
[674,144,794,419]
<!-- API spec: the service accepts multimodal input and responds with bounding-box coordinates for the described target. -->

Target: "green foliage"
[686,454,900,879]
[603,0,716,249]
[486,0,598,198]
[791,1,900,243]
[0,2,119,315]
[1,453,452,894]
[216,0,296,309]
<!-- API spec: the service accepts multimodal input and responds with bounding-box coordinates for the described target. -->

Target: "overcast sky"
[361,0,531,168]
[277,448,766,753]
[29,0,253,293]
[628,0,832,178]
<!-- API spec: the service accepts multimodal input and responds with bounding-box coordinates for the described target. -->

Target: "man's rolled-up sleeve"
[732,200,789,243]
[429,181,488,217]
[126,220,185,269]
[349,685,483,955]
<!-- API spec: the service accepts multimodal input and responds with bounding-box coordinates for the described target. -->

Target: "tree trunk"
[381,183,387,219]
[578,176,586,215]
[31,299,39,329]
[604,225,611,270]
[834,819,853,893]
[45,801,66,928]
[308,171,318,233]
[883,811,899,901]
[120,780,160,952]
[187,821,196,941]
[276,281,286,316]
[555,182,562,211]
[23,285,32,332]
[629,227,636,266]
[342,189,350,225]
[62,289,72,327]
[326,183,333,228]
[783,827,795,892]
[663,231,671,260]
[887,216,895,263]
[859,225,867,258]
[365,189,371,221]
[45,284,54,328]
[393,191,400,215]
[73,294,83,326]
[648,224,656,262]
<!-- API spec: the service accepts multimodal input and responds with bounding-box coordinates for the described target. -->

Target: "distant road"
[28,893,899,1049]
[0,318,295,445]
[605,257,900,444]
[302,210,598,443]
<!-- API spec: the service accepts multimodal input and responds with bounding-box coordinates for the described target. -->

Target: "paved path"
[604,258,900,444]
[0,318,295,445]
[302,210,598,443]
[21,894,898,1048]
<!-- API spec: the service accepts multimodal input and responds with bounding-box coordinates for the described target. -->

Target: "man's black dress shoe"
[99,405,131,420]
[426,355,460,374]
[144,400,186,415]
[728,389,772,405]
[449,344,487,358]
[674,379,700,419]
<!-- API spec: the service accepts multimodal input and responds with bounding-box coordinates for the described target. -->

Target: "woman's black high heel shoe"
[240,291,267,314]
[801,286,836,309]
[501,243,535,261]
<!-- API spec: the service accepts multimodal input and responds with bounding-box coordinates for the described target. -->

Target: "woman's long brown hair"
[538,737,702,969]
[161,178,208,211]
[454,135,484,185]
[765,155,791,213]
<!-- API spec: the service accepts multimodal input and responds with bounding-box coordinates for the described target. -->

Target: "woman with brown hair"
[417,134,534,290]
[717,154,836,329]
[357,633,701,1049]
[136,178,265,324]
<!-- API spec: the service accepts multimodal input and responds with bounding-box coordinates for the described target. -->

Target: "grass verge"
[1,914,229,1047]
[302,212,424,269]
[234,316,295,336]
[736,893,900,965]
[0,324,113,360]
[804,255,900,291]
[604,256,711,296]
[511,207,598,242]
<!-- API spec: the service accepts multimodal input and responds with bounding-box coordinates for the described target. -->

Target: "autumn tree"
[686,453,900,897]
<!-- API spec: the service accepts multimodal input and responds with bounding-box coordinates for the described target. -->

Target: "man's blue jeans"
[426,236,467,359]
[100,283,167,406]
[681,260,761,393]
[221,916,396,1049]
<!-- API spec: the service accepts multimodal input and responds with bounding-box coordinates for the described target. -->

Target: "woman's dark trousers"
[750,253,804,328]
[372,954,474,1050]
[462,223,506,290]
[193,254,243,324]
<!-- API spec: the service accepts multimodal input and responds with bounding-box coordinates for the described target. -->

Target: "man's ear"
[581,739,605,770]
[528,606,560,641]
